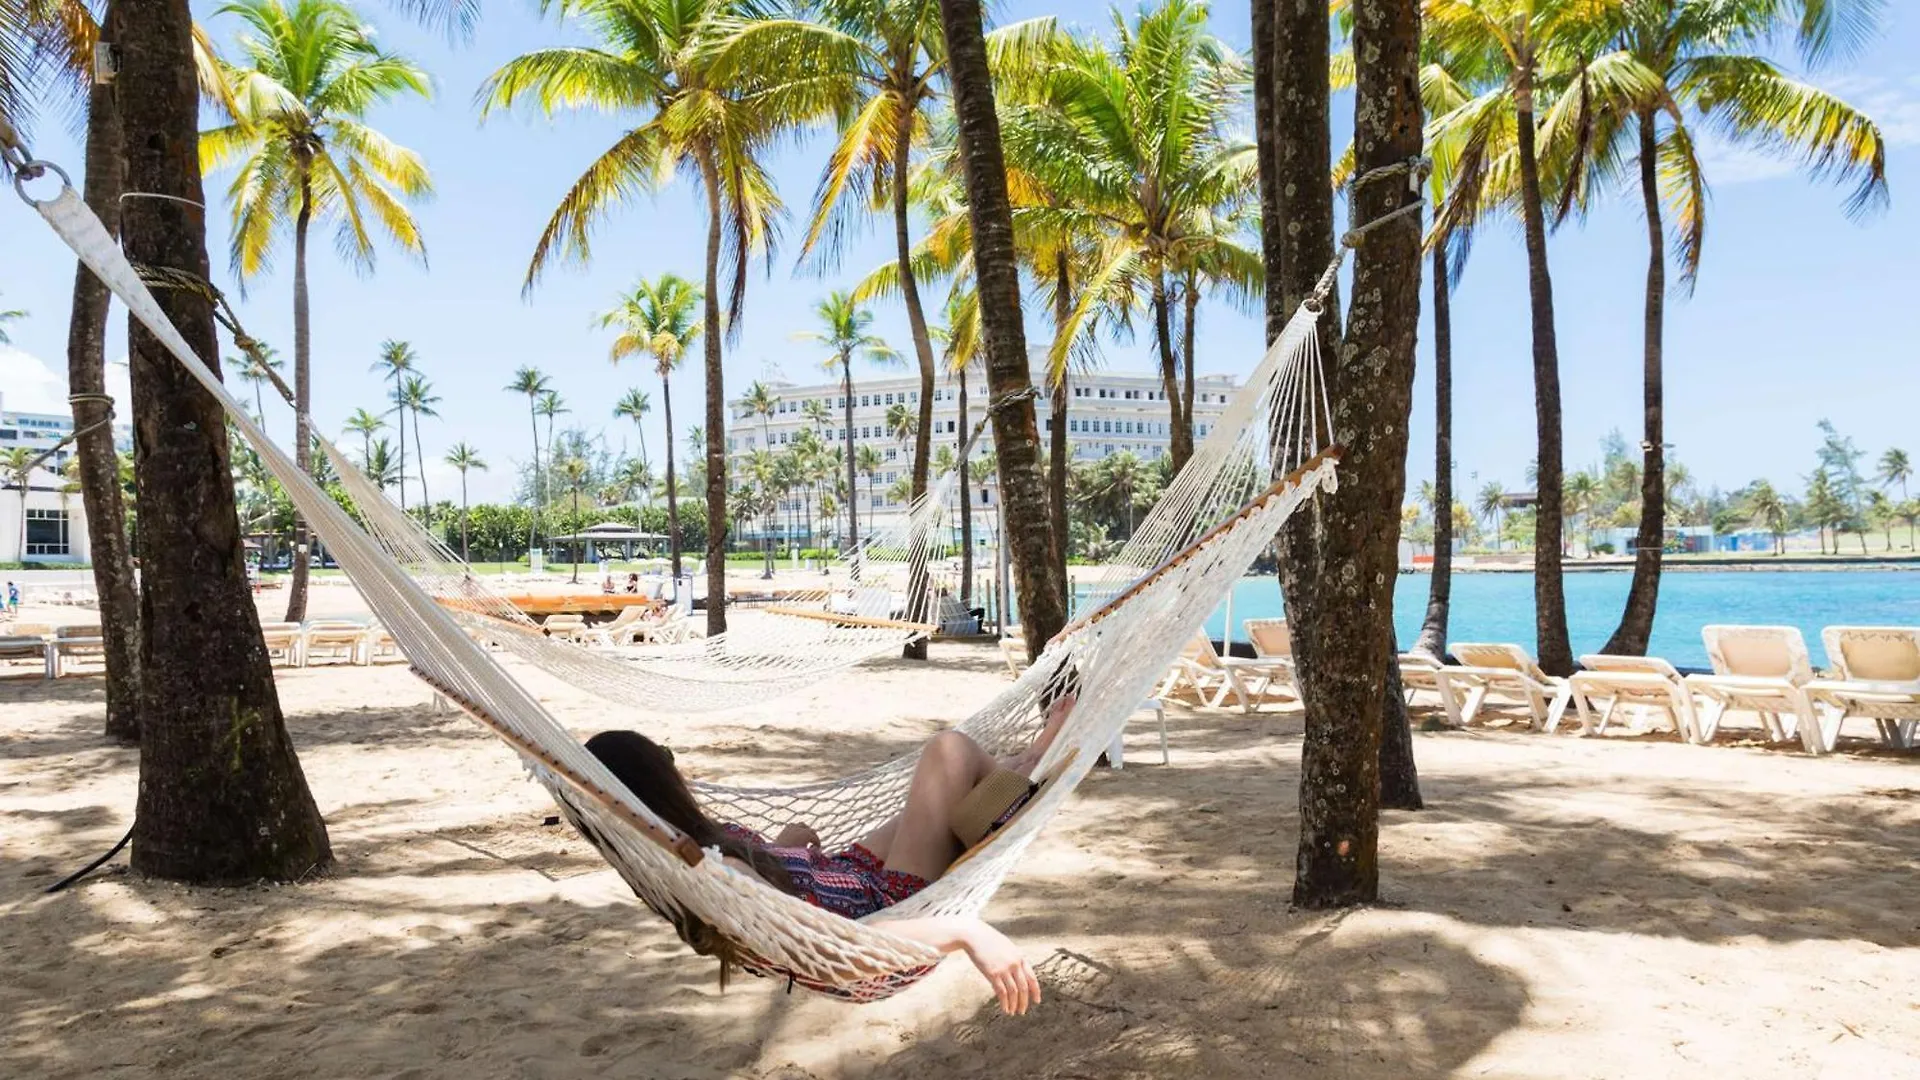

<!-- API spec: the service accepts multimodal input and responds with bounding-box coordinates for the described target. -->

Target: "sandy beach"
[4,590,1919,1079]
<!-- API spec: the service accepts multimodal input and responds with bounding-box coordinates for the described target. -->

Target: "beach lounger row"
[0,624,106,678]
[1399,625,1920,754]
[255,620,404,669]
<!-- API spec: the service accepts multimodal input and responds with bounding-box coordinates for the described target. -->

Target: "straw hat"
[950,769,1036,849]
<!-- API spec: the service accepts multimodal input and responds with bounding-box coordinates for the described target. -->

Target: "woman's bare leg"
[868,731,1000,882]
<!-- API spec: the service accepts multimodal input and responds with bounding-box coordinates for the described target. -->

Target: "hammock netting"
[36,183,1338,1002]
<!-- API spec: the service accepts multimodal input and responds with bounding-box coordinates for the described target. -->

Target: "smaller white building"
[0,463,91,565]
[0,389,135,471]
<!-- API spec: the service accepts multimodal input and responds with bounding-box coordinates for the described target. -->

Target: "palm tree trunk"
[1601,111,1666,657]
[937,0,1067,655]
[67,38,143,743]
[697,148,729,636]
[394,386,407,512]
[117,0,330,882]
[459,472,470,562]
[413,407,430,516]
[526,398,540,558]
[1050,252,1071,584]
[661,371,681,578]
[1152,271,1191,473]
[1180,271,1198,439]
[893,114,936,658]
[1415,244,1453,658]
[570,483,581,584]
[284,159,314,623]
[957,364,974,608]
[1261,0,1425,907]
[1513,63,1572,676]
[840,360,859,561]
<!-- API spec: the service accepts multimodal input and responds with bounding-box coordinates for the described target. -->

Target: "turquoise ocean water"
[1194,570,1920,670]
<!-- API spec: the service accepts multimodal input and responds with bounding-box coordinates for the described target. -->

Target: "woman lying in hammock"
[585,694,1074,1015]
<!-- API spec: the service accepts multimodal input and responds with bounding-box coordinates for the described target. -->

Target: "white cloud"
[0,344,135,419]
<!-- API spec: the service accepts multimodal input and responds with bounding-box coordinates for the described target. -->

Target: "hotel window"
[886,449,897,461]
[25,508,70,556]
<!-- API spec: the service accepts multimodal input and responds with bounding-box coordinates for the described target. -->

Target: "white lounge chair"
[1239,618,1300,703]
[935,593,979,636]
[542,614,591,644]
[587,605,656,647]
[0,623,54,679]
[259,621,304,667]
[1396,650,1478,727]
[1805,626,1920,751]
[1683,625,1818,751]
[51,624,105,677]
[1568,654,1697,740]
[303,620,370,666]
[1001,628,1165,765]
[364,622,403,664]
[1447,642,1573,730]
[1156,632,1285,713]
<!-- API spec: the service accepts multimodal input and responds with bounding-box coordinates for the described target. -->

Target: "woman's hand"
[774,822,820,849]
[960,923,1041,1015]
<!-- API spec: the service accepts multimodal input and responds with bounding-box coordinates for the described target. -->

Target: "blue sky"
[1,0,1916,505]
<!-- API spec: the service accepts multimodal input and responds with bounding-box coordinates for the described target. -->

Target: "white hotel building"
[726,367,1238,543]
[0,390,134,564]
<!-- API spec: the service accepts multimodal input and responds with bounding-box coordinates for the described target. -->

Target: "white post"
[1222,586,1235,655]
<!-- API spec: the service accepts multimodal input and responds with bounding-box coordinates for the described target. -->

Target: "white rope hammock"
[34,183,1339,1003]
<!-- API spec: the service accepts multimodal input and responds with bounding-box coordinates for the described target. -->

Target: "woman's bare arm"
[868,914,1041,1015]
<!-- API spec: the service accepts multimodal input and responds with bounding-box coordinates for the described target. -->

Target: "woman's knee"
[920,730,989,778]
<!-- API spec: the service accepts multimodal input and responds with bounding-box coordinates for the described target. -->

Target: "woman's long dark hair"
[585,730,799,986]
[584,730,796,896]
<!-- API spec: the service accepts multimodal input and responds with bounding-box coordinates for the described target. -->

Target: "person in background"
[5,581,17,615]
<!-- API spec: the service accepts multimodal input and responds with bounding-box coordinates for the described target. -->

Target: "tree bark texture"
[937,0,1066,657]
[698,148,729,636]
[1180,275,1197,445]
[282,159,313,623]
[1050,252,1072,585]
[1601,111,1666,657]
[1513,65,1572,675]
[1152,272,1193,474]
[1378,640,1423,810]
[68,31,143,743]
[662,370,682,577]
[957,364,973,606]
[117,0,331,882]
[1263,0,1425,907]
[895,115,934,660]
[1414,243,1453,658]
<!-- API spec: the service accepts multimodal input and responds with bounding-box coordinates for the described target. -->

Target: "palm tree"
[1099,450,1146,538]
[795,291,901,556]
[444,442,487,563]
[802,398,832,431]
[1595,0,1887,656]
[1426,0,1646,674]
[399,373,440,513]
[1013,0,1257,474]
[727,0,953,553]
[201,0,432,623]
[743,380,780,452]
[482,0,846,635]
[1476,480,1507,551]
[364,437,401,492]
[1564,469,1601,556]
[371,340,417,508]
[614,388,652,473]
[603,274,702,578]
[1,447,34,559]
[343,407,386,473]
[506,366,552,554]
[1746,480,1789,555]
[932,288,981,606]
[557,455,591,583]
[226,346,284,420]
[884,401,917,446]
[1880,448,1912,501]
[536,390,569,508]
[0,294,22,345]
[856,444,884,519]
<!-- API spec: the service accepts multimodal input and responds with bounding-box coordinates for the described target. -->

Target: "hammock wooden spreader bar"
[1048,447,1343,647]
[410,666,707,868]
[765,607,939,635]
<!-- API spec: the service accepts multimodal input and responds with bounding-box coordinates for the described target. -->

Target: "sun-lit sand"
[4,584,1919,1078]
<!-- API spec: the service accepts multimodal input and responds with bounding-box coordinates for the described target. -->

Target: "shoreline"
[1395,554,1920,574]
